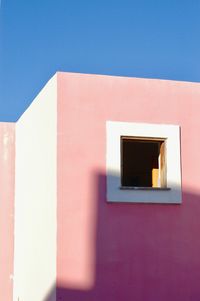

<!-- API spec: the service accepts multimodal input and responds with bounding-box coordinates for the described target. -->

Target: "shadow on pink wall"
[44,172,200,301]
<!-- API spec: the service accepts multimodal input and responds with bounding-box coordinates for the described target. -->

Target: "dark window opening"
[121,137,166,188]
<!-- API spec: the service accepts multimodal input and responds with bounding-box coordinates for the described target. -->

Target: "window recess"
[121,137,168,189]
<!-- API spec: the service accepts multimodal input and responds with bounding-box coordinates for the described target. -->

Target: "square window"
[106,121,182,204]
[121,137,166,188]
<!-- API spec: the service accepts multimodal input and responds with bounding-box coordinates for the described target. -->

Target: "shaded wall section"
[46,175,200,301]
[0,123,15,301]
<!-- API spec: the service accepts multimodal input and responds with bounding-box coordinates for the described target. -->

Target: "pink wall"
[0,123,15,301]
[57,72,200,301]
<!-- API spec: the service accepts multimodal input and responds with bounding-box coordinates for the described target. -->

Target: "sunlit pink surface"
[0,123,15,301]
[57,72,200,300]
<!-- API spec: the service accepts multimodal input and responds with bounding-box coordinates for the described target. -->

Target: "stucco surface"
[0,123,15,301]
[1,72,200,301]
[13,76,57,301]
[57,72,200,301]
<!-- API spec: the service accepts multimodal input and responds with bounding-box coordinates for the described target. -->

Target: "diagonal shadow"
[44,172,200,301]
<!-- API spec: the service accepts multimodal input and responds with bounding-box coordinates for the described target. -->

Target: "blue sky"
[0,0,200,121]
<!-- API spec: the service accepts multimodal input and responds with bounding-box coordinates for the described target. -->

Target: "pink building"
[1,72,200,301]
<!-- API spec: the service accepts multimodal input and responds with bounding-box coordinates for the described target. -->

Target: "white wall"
[13,75,57,301]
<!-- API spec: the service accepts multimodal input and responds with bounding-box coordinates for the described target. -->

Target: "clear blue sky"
[1,0,200,121]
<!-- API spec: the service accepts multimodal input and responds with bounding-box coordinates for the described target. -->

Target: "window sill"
[120,186,171,191]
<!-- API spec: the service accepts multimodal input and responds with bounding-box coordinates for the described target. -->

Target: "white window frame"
[106,121,182,204]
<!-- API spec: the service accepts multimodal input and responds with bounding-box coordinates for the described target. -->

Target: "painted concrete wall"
[56,72,200,301]
[13,76,57,301]
[0,123,15,301]
[1,72,200,301]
